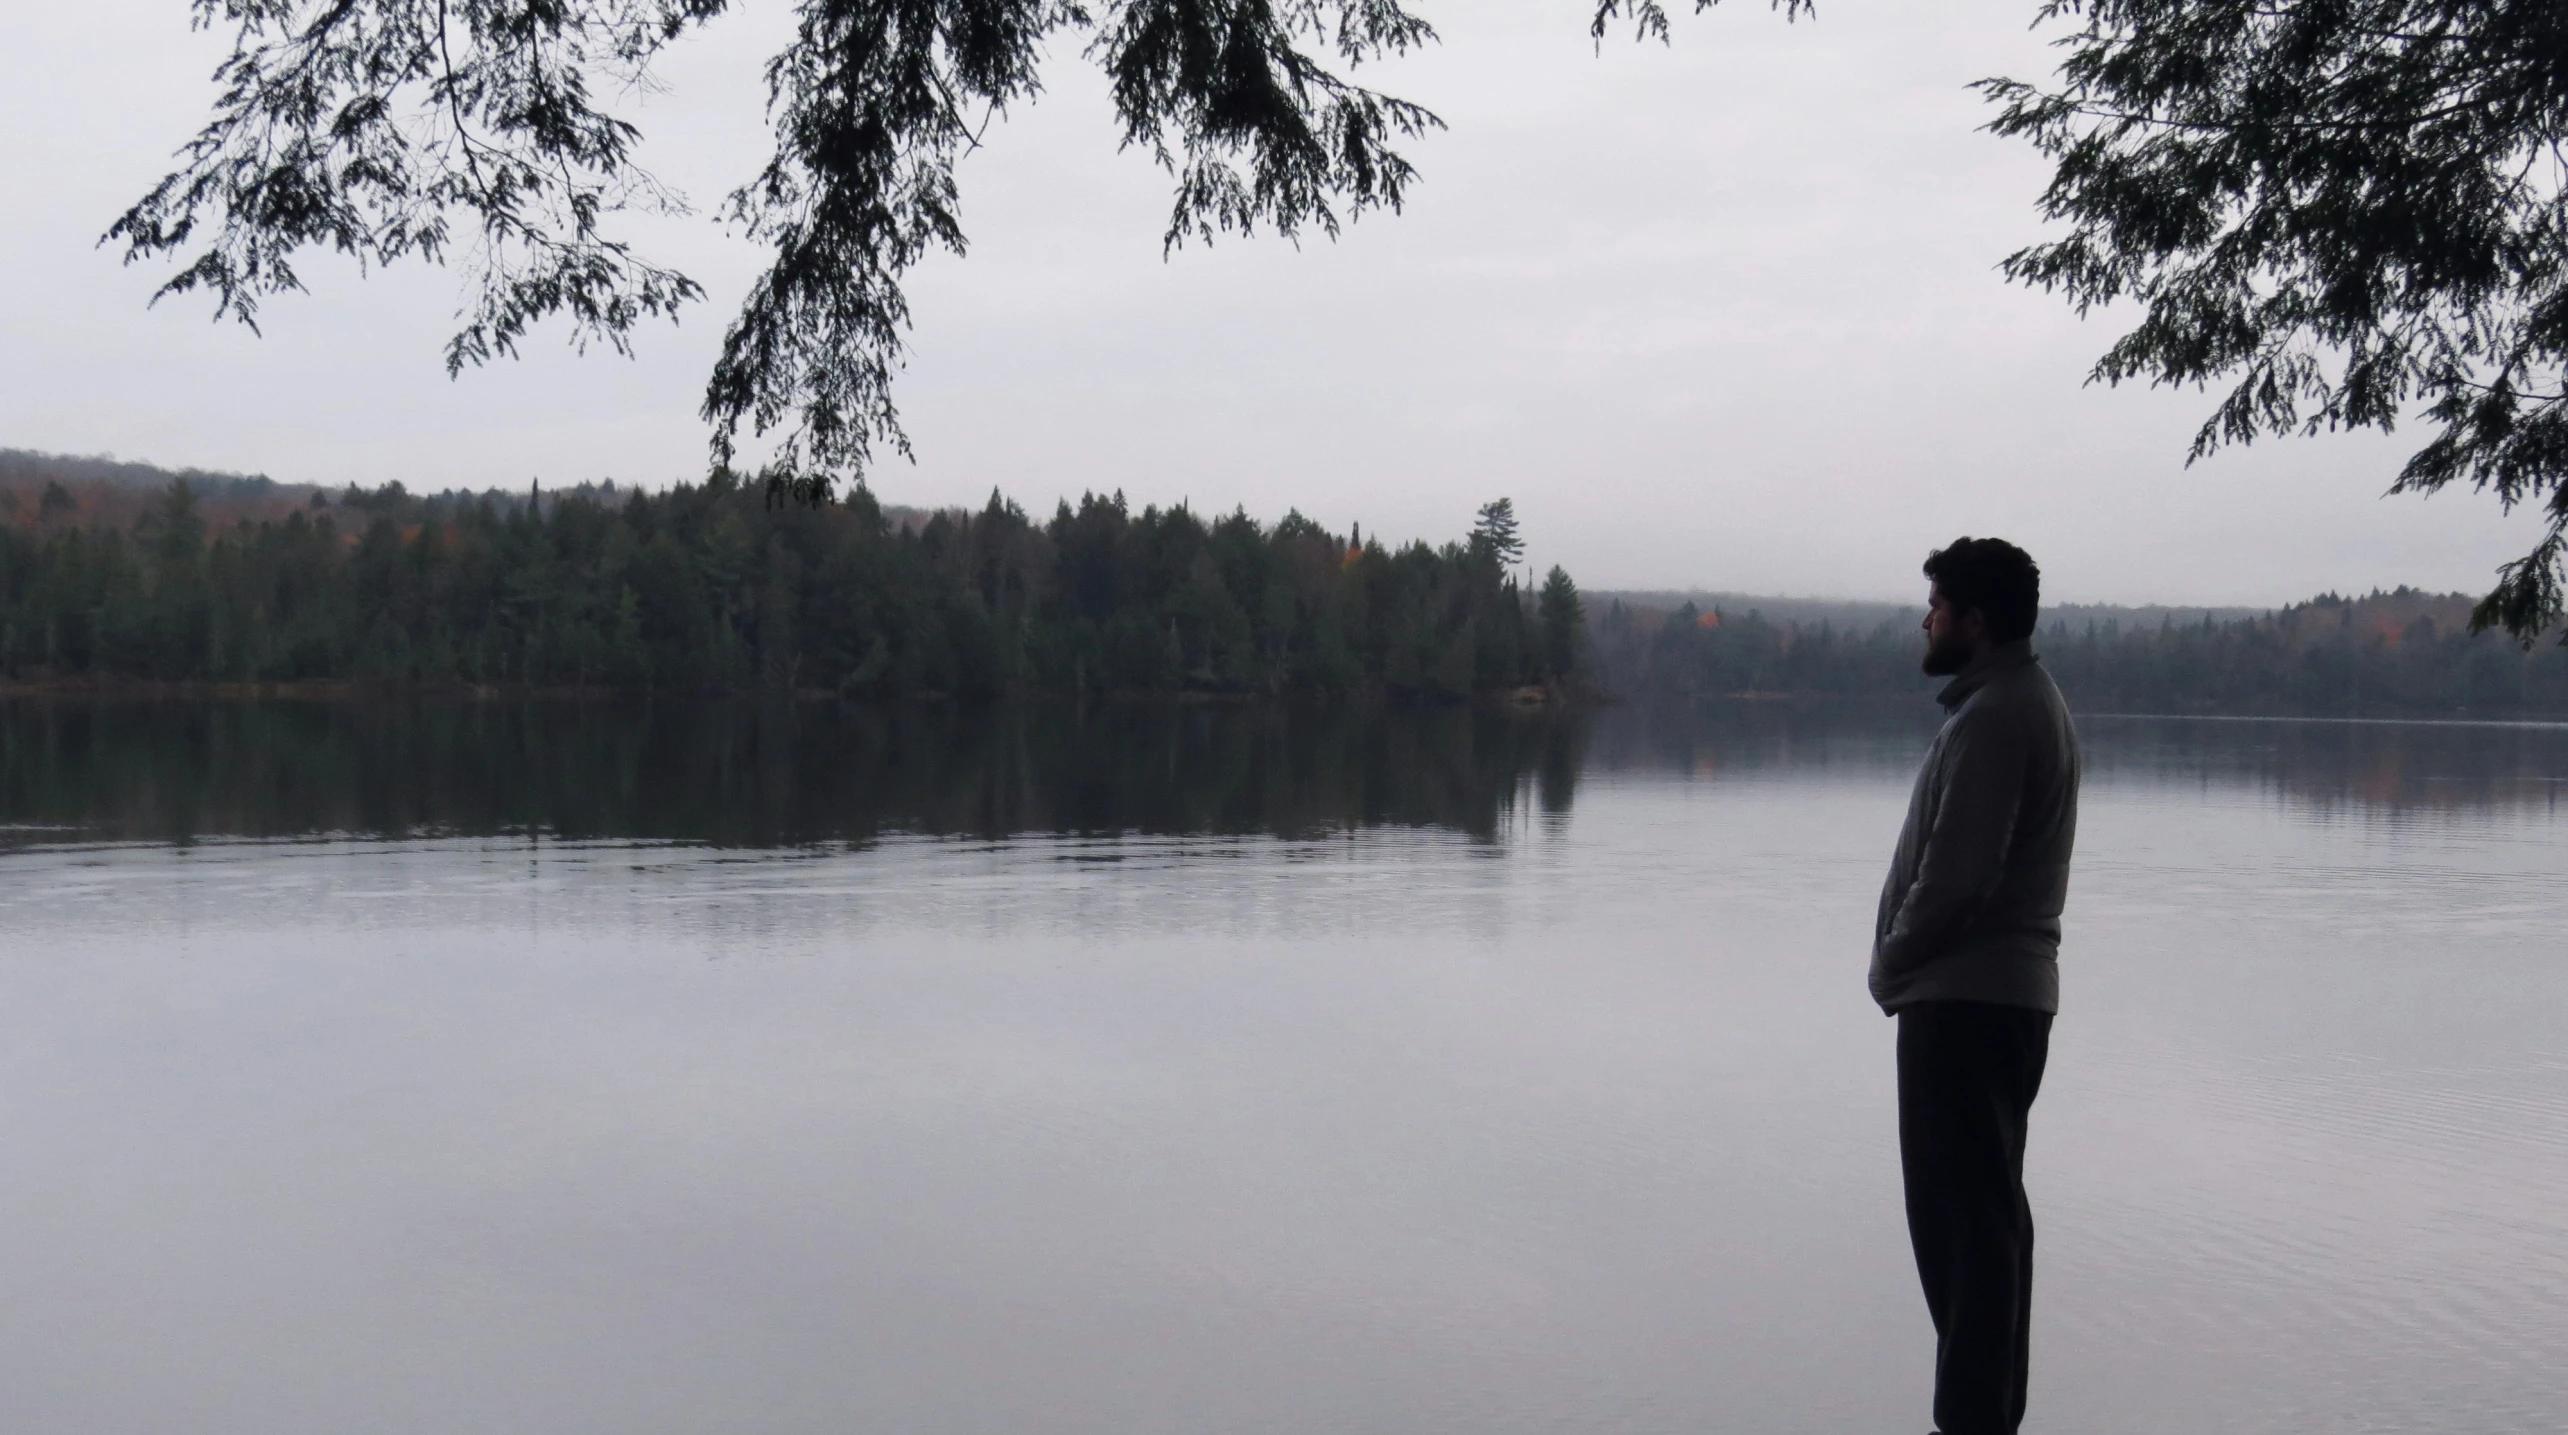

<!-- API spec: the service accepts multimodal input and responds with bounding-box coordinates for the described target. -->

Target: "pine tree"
[1469,498,1525,573]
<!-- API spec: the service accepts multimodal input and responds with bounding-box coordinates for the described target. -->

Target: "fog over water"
[0,700,2560,1434]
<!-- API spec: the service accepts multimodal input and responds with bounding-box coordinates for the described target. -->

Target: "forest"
[0,468,1583,700]
[2,451,2564,717]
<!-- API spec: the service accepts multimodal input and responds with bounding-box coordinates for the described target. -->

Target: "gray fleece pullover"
[1870,639,2081,1015]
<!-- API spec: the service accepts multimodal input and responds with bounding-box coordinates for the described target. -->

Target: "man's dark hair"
[1923,538,2041,645]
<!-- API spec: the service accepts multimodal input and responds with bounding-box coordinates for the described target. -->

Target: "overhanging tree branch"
[113,0,1453,505]
[1983,0,2568,644]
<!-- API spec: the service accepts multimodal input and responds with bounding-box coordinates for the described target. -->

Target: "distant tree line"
[7,466,2561,716]
[2040,597,2568,718]
[0,477,1586,700]
[1591,592,2568,718]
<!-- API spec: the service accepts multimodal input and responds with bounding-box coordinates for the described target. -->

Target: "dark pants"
[1897,999,2052,1435]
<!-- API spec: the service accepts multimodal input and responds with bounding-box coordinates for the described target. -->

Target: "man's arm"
[1874,710,2029,980]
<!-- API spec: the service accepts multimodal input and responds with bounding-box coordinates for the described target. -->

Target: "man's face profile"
[1920,584,1981,677]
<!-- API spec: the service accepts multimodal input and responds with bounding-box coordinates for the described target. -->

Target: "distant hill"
[0,449,292,497]
[1587,586,2565,716]
[0,449,324,532]
[0,447,948,536]
[1589,589,2268,635]
[1589,586,2497,653]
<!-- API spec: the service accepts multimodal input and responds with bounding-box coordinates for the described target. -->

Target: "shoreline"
[0,680,2559,723]
[0,678,1597,709]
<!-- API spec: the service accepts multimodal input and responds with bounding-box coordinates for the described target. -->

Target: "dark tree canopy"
[1983,0,2568,642]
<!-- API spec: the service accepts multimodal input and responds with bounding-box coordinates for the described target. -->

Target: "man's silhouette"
[1873,538,2080,1435]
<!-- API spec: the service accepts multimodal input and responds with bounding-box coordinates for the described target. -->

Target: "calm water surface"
[0,700,2561,1435]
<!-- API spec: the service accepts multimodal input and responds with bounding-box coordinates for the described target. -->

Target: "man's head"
[1920,538,2040,677]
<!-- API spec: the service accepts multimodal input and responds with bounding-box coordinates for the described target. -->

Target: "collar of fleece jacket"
[1935,638,2039,711]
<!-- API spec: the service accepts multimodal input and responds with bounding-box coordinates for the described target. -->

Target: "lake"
[1,698,2562,1435]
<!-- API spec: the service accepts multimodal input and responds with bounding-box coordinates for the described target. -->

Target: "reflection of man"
[1873,538,2080,1435]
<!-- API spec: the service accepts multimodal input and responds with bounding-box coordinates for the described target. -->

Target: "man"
[1873,537,2080,1435]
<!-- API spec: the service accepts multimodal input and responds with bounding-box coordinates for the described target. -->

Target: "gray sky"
[0,0,2547,605]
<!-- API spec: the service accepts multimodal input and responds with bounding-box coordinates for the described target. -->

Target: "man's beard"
[1921,631,1975,677]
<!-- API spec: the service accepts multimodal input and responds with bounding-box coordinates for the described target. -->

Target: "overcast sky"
[0,0,2547,605]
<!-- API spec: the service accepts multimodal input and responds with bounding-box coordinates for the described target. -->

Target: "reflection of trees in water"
[0,699,1589,848]
[6,701,2551,850]
[2079,717,2568,817]
[1580,699,1943,779]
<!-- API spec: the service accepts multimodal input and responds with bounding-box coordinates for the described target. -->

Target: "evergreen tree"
[1470,498,1525,572]
[1538,565,1583,681]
